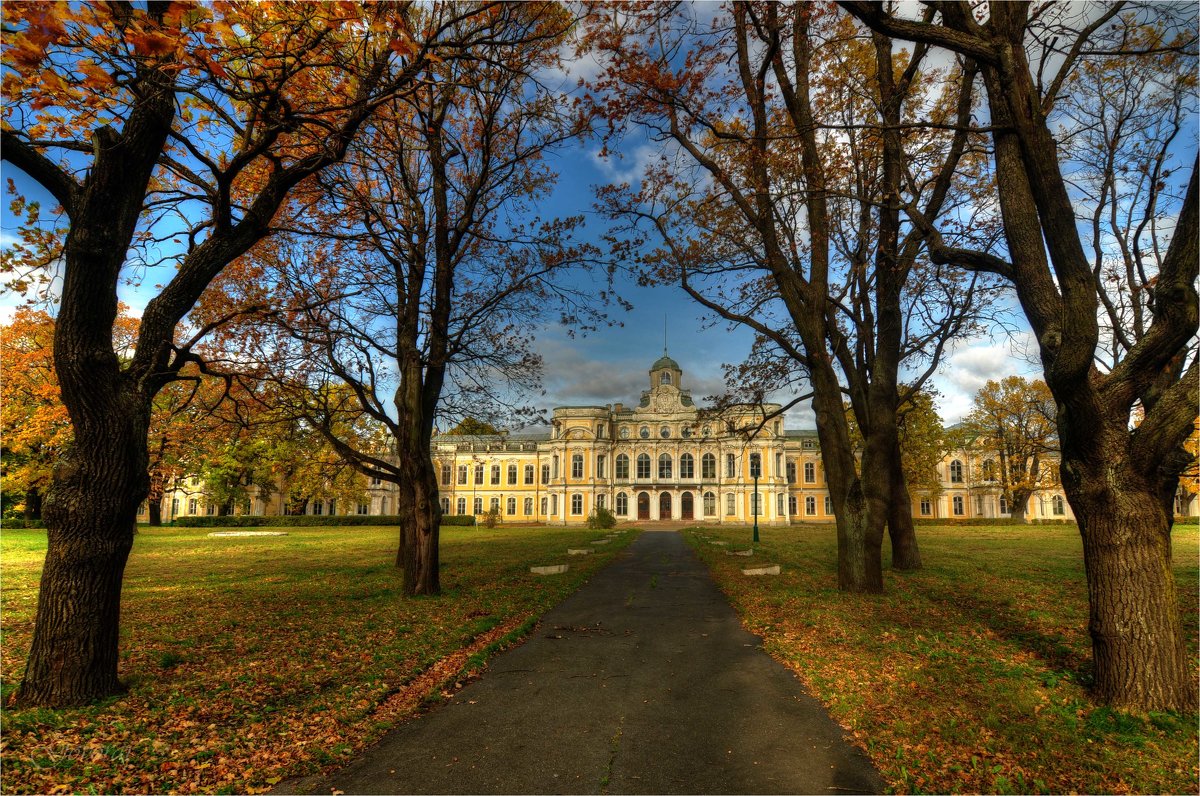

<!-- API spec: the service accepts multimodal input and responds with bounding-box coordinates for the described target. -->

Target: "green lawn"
[1,524,635,795]
[685,522,1199,795]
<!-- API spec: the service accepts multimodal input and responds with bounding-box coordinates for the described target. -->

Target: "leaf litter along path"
[284,529,882,795]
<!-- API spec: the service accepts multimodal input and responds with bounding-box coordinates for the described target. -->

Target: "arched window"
[702,453,716,479]
[616,492,628,515]
[726,453,737,478]
[616,453,630,479]
[679,453,694,479]
[637,453,651,479]
[703,491,716,516]
[660,370,672,385]
[658,453,672,479]
[571,454,583,479]
[950,459,964,483]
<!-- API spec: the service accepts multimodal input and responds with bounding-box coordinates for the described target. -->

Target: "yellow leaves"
[129,29,181,58]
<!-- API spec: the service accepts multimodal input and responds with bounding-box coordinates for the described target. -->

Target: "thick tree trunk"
[833,484,883,593]
[147,501,162,526]
[15,408,148,707]
[886,445,922,570]
[394,459,441,596]
[1072,479,1196,711]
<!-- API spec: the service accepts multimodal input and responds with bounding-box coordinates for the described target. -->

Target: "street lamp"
[750,451,761,543]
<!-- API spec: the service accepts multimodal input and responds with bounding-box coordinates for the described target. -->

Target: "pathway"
[288,529,883,794]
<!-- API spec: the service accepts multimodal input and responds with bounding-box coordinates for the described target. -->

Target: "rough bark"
[886,440,922,569]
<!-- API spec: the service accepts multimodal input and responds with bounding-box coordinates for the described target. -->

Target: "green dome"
[651,354,680,371]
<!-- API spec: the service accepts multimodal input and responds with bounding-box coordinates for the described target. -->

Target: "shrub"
[587,506,617,530]
[2,518,46,529]
[171,514,470,528]
[482,506,500,529]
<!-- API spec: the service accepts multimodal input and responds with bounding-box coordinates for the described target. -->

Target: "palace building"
[153,354,1191,526]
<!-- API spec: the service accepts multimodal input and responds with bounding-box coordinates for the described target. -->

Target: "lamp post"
[750,452,761,544]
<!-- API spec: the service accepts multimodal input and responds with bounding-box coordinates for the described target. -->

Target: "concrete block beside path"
[531,564,569,575]
[726,549,754,557]
[743,564,781,576]
[567,548,593,556]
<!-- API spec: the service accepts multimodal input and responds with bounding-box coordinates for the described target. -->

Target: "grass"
[1,523,637,795]
[684,522,1199,795]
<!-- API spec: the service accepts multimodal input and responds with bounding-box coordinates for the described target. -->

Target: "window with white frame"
[920,499,931,516]
[1052,495,1065,515]
[616,492,628,515]
[597,454,606,478]
[616,454,630,479]
[637,453,651,479]
[726,453,737,478]
[440,497,449,514]
[658,453,672,479]
[524,497,533,515]
[490,497,500,511]
[441,464,451,486]
[950,460,964,483]
[541,463,550,484]
[550,494,558,515]
[572,454,583,479]
[679,453,694,479]
[953,495,964,515]
[474,464,484,484]
[804,462,815,483]
[702,453,716,479]
[508,464,518,485]
[491,465,501,485]
[571,494,583,515]
[507,497,516,515]
[525,464,535,484]
[824,495,833,515]
[458,465,468,484]
[457,497,467,515]
[703,491,716,516]
[788,495,797,515]
[474,497,483,515]
[726,493,736,515]
[805,496,816,516]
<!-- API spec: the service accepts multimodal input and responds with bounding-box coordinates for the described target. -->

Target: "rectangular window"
[474,497,483,515]
[371,476,383,486]
[572,455,583,479]
[188,498,198,515]
[616,456,630,479]
[976,495,985,516]
[441,464,452,486]
[597,454,606,478]
[541,464,550,485]
[474,464,484,484]
[920,499,932,516]
[637,455,651,479]
[725,493,736,515]
[541,497,548,516]
[358,502,369,515]
[571,494,583,515]
[508,464,518,485]
[616,492,628,515]
[805,496,816,516]
[524,497,533,515]
[440,497,450,514]
[491,465,501,485]
[679,455,693,479]
[804,462,816,483]
[524,465,535,485]
[726,454,736,478]
[702,455,715,479]
[458,497,467,515]
[597,494,606,510]
[953,496,965,515]
[999,496,1009,514]
[458,465,468,485]
[824,495,833,515]
[490,497,500,512]
[507,497,517,515]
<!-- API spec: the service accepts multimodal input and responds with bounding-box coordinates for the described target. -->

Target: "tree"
[445,417,504,436]
[208,2,604,595]
[842,0,1198,711]
[586,3,997,589]
[0,308,69,520]
[960,377,1057,522]
[0,0,460,706]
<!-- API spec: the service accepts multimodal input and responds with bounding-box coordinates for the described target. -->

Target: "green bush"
[482,506,500,529]
[587,506,617,530]
[2,518,46,529]
[441,515,477,526]
[912,517,1076,526]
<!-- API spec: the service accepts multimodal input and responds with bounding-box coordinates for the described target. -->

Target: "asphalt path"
[288,529,883,794]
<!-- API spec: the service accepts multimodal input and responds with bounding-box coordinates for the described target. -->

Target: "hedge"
[171,514,476,528]
[3,518,46,529]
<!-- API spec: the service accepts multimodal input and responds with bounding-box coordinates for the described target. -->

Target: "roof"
[650,354,680,371]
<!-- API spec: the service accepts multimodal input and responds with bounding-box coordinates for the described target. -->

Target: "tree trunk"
[833,481,884,593]
[886,443,922,570]
[394,464,441,596]
[1010,487,1033,523]
[1073,480,1196,711]
[147,501,162,526]
[24,487,42,521]
[15,407,148,707]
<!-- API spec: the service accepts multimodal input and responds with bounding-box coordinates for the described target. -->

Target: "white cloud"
[932,332,1041,424]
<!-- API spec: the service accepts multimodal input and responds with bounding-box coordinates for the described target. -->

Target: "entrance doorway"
[659,491,672,520]
[681,491,694,520]
[637,492,650,520]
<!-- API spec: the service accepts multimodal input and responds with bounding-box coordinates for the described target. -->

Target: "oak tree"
[842,0,1198,711]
